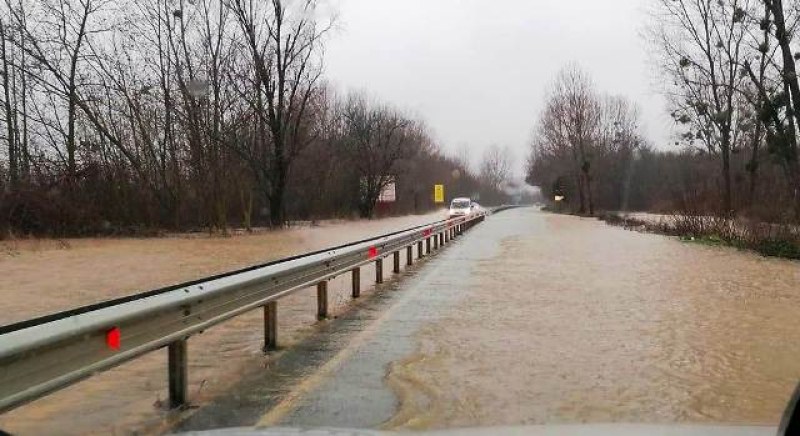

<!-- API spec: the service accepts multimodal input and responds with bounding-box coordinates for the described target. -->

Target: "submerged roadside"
[0,211,448,435]
[541,205,800,261]
[595,211,800,260]
[0,211,446,326]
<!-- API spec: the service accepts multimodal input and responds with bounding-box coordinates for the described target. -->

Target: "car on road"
[448,198,475,218]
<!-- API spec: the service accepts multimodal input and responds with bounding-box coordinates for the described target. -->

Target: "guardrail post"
[444,228,449,243]
[317,281,328,320]
[376,258,384,284]
[352,267,361,298]
[418,241,424,258]
[393,251,401,274]
[406,246,413,266]
[440,232,445,246]
[168,339,188,409]
[263,302,277,352]
[426,237,431,254]
[433,234,439,250]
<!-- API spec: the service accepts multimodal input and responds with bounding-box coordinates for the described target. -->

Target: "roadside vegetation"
[528,0,800,260]
[598,212,800,260]
[0,0,513,239]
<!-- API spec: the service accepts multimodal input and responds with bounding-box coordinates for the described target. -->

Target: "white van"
[448,197,474,218]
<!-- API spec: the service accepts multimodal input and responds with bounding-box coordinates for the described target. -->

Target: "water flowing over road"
[3,207,800,434]
[256,207,800,430]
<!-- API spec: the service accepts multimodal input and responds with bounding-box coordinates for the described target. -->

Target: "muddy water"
[0,212,445,326]
[0,212,444,435]
[4,208,800,433]
[386,209,800,428]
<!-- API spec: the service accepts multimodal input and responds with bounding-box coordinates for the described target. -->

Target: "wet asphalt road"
[177,207,800,432]
[176,208,527,432]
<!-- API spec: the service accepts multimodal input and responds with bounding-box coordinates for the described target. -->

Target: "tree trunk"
[793,162,800,220]
[721,141,732,215]
[17,27,29,181]
[358,202,372,219]
[66,93,77,181]
[65,4,90,184]
[584,169,594,216]
[747,159,759,207]
[240,188,253,232]
[358,181,377,219]
[748,3,769,210]
[0,19,17,188]
[747,125,761,207]
[269,171,286,227]
[769,0,800,212]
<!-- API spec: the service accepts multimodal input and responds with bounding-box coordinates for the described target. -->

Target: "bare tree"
[5,0,109,182]
[740,0,800,218]
[337,94,419,218]
[453,142,473,175]
[0,16,17,188]
[538,66,601,215]
[650,0,752,215]
[529,68,647,214]
[479,144,513,190]
[226,0,331,226]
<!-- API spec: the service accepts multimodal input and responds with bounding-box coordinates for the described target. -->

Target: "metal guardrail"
[0,211,492,414]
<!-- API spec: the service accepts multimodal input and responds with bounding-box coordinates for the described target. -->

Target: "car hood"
[177,424,775,436]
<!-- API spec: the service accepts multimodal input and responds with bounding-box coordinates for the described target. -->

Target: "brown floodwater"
[3,208,800,433]
[0,212,444,435]
[385,209,800,429]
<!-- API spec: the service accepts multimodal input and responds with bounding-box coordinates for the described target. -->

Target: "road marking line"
[256,269,432,427]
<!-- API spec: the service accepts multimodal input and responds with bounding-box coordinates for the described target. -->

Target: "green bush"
[755,239,800,259]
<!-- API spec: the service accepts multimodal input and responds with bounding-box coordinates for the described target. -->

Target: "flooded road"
[260,208,800,430]
[3,207,800,434]
[387,209,800,427]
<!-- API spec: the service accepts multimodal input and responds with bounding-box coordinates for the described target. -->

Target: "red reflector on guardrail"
[368,246,378,258]
[423,228,432,237]
[106,327,121,350]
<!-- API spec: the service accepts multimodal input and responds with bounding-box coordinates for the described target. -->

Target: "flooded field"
[0,213,443,326]
[384,209,800,428]
[0,212,443,435]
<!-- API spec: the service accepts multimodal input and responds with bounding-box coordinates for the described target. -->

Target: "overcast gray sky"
[323,0,675,176]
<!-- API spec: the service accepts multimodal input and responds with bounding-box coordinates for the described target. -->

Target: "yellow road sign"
[434,184,445,203]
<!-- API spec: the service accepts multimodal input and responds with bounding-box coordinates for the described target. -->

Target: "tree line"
[0,0,509,236]
[527,66,646,215]
[529,0,800,224]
